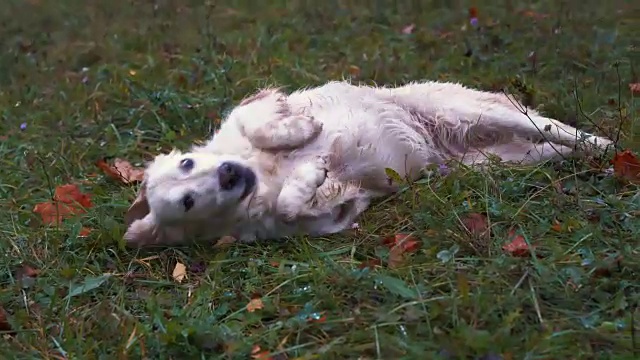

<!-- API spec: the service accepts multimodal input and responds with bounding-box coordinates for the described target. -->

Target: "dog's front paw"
[309,155,329,187]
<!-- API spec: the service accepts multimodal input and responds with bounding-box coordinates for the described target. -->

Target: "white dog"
[123,80,613,247]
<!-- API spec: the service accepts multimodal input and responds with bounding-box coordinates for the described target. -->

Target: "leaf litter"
[96,158,145,185]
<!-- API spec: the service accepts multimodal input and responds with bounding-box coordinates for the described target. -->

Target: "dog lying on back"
[123,80,613,247]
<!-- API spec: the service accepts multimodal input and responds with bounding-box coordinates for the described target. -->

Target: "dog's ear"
[124,180,149,227]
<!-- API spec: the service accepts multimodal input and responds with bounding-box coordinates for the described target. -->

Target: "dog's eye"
[179,158,194,172]
[182,194,195,212]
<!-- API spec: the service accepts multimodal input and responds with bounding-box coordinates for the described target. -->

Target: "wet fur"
[123,80,613,247]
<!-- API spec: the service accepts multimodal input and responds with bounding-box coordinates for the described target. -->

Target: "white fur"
[123,80,613,247]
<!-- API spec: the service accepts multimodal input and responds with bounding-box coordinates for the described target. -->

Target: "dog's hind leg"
[229,88,323,151]
[459,140,574,165]
[385,82,613,156]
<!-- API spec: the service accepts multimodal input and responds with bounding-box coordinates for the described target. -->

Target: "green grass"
[1,0,639,358]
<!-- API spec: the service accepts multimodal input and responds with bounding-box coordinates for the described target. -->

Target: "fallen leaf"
[551,220,563,232]
[96,158,145,185]
[33,184,93,225]
[461,213,490,238]
[17,263,40,277]
[468,7,478,19]
[0,305,14,336]
[247,297,264,312]
[78,227,92,238]
[251,345,272,360]
[388,246,406,269]
[348,65,360,78]
[382,233,421,269]
[54,183,93,208]
[358,259,382,269]
[172,262,187,283]
[629,83,640,95]
[401,23,415,34]
[610,149,640,183]
[502,229,532,257]
[213,235,237,248]
[382,233,421,252]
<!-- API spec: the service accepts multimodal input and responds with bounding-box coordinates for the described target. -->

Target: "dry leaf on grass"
[629,83,640,95]
[172,262,187,283]
[502,229,534,257]
[33,184,93,233]
[246,297,264,312]
[251,345,272,360]
[213,235,237,248]
[0,305,13,335]
[461,212,490,238]
[382,233,421,269]
[610,149,640,183]
[96,158,145,185]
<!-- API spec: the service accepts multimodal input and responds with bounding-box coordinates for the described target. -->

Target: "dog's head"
[123,150,258,247]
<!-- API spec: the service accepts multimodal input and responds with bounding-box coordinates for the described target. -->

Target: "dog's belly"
[286,87,433,191]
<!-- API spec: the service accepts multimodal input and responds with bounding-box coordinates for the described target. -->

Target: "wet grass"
[0,0,639,359]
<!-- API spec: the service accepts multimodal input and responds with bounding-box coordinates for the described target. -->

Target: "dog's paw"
[309,155,329,187]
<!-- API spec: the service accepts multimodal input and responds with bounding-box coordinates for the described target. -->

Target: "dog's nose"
[217,161,241,190]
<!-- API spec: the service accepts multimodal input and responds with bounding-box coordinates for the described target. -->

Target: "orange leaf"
[251,345,272,360]
[630,83,640,95]
[348,65,360,77]
[551,220,562,232]
[96,158,145,185]
[502,229,532,257]
[33,184,92,225]
[611,149,640,183]
[54,183,93,208]
[468,7,478,18]
[79,227,92,237]
[246,298,264,313]
[382,233,421,269]
[382,233,421,252]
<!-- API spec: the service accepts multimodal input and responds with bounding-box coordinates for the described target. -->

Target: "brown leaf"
[358,259,382,269]
[348,65,360,78]
[629,83,640,95]
[213,235,237,248]
[610,149,640,183]
[382,233,421,269]
[461,213,490,238]
[0,305,14,336]
[247,297,264,313]
[33,184,93,226]
[17,263,39,278]
[96,158,145,185]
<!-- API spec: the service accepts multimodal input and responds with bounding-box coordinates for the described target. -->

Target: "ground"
[0,0,638,359]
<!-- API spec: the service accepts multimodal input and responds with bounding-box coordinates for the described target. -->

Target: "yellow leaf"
[172,262,187,283]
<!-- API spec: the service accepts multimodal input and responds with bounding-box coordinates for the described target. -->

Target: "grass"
[0,0,639,358]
